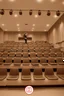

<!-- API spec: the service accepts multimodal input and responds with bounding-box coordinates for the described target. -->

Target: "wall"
[48,14,64,48]
[4,31,48,42]
[0,29,4,43]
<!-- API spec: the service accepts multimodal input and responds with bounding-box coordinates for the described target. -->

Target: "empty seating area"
[0,41,64,86]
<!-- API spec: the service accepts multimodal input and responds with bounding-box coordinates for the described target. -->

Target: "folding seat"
[0,57,3,65]
[0,68,7,80]
[17,48,22,52]
[13,58,21,66]
[31,58,39,66]
[57,68,64,80]
[34,48,40,52]
[3,57,12,66]
[7,68,19,80]
[56,52,62,57]
[22,58,31,66]
[23,52,29,58]
[36,52,43,58]
[48,57,57,65]
[9,52,15,57]
[43,52,49,58]
[22,48,29,52]
[40,57,49,66]
[30,52,37,58]
[45,68,58,80]
[49,52,56,57]
[33,68,45,80]
[2,51,8,57]
[15,52,22,57]
[56,57,64,65]
[29,48,35,52]
[21,68,31,80]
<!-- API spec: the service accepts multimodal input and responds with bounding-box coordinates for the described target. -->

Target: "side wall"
[48,14,64,48]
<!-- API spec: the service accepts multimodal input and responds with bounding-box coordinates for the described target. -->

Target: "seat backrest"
[0,68,7,75]
[5,58,12,63]
[45,68,54,75]
[14,58,21,63]
[31,58,38,63]
[57,68,64,74]
[40,58,47,63]
[34,68,42,75]
[23,58,30,63]
[22,68,31,75]
[10,68,19,75]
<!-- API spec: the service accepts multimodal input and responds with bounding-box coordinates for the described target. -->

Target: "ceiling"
[0,0,64,32]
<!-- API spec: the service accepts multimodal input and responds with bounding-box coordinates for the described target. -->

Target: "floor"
[0,87,64,96]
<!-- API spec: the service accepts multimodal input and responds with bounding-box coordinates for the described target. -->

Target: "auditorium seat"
[15,52,22,57]
[13,58,21,66]
[22,58,31,66]
[33,68,45,80]
[30,52,37,57]
[56,57,64,65]
[21,68,31,80]
[7,68,19,80]
[0,68,7,80]
[45,68,58,80]
[48,57,57,66]
[23,52,29,58]
[31,58,39,66]
[40,57,49,66]
[57,68,64,80]
[3,57,12,66]
[0,57,3,65]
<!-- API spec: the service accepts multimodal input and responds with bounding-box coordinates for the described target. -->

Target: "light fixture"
[56,10,60,16]
[8,0,15,2]
[46,24,50,27]
[0,9,4,15]
[38,10,41,16]
[54,14,58,18]
[50,0,56,2]
[14,14,18,17]
[47,10,51,16]
[35,14,38,18]
[17,24,20,26]
[2,24,4,26]
[9,9,13,15]
[0,0,3,2]
[19,10,22,15]
[36,0,43,3]
[29,10,32,15]
[62,1,64,5]
[33,24,35,26]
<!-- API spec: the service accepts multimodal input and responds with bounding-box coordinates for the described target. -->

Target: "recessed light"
[36,0,43,3]
[46,24,50,27]
[62,1,64,5]
[14,14,18,17]
[33,24,35,26]
[5,29,7,31]
[17,24,20,26]
[54,15,58,18]
[0,0,3,2]
[2,24,4,26]
[44,30,47,31]
[35,15,38,18]
[50,0,56,2]
[8,0,16,2]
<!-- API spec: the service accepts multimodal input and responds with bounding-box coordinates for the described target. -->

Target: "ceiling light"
[38,10,41,16]
[35,14,38,18]
[9,9,13,15]
[29,10,32,15]
[2,24,4,26]
[50,0,56,2]
[8,0,15,2]
[47,10,51,16]
[54,14,58,18]
[56,10,60,16]
[62,1,64,5]
[5,29,7,31]
[17,24,20,26]
[46,24,50,27]
[0,9,4,15]
[14,14,18,17]
[19,10,22,15]
[33,24,35,26]
[0,0,3,2]
[44,30,47,31]
[36,0,43,3]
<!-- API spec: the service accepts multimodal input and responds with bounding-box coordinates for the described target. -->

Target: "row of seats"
[0,57,64,66]
[0,52,63,57]
[0,68,64,80]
